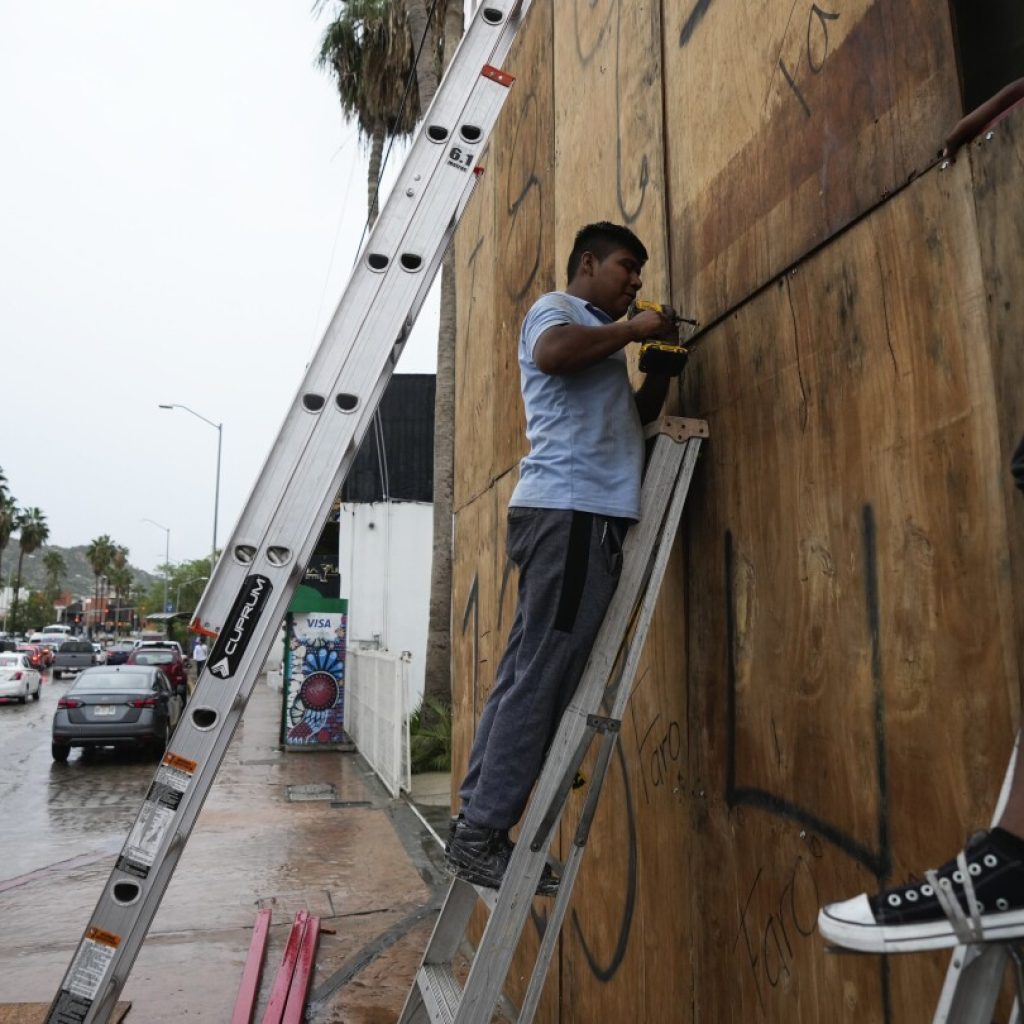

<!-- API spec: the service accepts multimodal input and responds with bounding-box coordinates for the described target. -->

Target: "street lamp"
[142,518,171,615]
[175,576,208,613]
[158,403,222,576]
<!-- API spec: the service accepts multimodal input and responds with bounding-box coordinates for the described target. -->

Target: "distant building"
[339,373,434,707]
[0,586,30,619]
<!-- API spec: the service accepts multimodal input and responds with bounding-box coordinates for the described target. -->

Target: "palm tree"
[108,545,131,634]
[43,550,66,602]
[317,0,421,227]
[0,492,17,601]
[420,0,463,714]
[10,507,49,631]
[402,0,438,109]
[317,0,463,712]
[86,535,115,636]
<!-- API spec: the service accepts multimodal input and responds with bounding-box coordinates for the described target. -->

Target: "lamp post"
[175,576,208,613]
[142,518,171,614]
[158,403,222,576]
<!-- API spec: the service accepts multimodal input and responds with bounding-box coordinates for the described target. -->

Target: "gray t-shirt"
[509,292,643,520]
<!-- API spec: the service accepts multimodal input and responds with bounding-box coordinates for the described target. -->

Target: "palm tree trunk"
[422,0,465,713]
[423,250,456,708]
[11,551,24,631]
[403,0,438,111]
[443,0,463,65]
[367,125,385,228]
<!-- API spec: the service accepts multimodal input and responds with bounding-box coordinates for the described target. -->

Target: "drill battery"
[626,300,697,375]
[638,340,689,375]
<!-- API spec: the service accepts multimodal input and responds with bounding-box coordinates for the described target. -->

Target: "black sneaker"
[445,820,560,896]
[818,828,1024,953]
[446,812,464,847]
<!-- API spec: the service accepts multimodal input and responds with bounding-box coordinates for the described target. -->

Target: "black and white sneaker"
[818,828,1024,953]
[445,819,559,897]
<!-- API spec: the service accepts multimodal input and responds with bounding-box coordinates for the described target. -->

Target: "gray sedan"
[51,665,183,762]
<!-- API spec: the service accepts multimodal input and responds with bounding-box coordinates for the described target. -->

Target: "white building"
[339,374,435,709]
[0,586,31,621]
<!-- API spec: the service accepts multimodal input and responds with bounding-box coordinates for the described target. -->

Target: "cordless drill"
[627,300,698,375]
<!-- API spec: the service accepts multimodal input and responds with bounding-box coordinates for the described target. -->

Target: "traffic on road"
[0,630,194,764]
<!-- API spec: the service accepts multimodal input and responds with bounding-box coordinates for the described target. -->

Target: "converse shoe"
[445,819,560,896]
[818,828,1024,953]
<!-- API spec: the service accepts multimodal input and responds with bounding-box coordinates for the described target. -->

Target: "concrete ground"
[0,678,454,1022]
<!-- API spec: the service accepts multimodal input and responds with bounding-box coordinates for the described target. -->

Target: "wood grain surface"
[447,2,1022,1020]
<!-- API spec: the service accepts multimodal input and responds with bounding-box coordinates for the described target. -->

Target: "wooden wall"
[450,0,1024,1019]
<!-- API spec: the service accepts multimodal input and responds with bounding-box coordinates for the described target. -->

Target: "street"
[0,671,447,1021]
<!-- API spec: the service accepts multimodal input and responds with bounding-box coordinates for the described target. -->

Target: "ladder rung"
[418,963,463,1024]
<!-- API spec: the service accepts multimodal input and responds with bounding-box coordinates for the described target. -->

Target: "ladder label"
[52,927,121,1020]
[446,145,476,172]
[115,759,195,878]
[207,574,273,680]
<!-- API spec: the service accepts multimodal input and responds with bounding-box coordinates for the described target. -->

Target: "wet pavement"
[0,671,451,1021]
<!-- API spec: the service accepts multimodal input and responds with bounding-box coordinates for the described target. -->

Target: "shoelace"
[925,850,985,944]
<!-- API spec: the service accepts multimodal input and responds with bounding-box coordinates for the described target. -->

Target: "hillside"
[0,540,156,599]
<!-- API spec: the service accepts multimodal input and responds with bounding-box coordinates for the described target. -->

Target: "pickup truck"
[52,639,97,679]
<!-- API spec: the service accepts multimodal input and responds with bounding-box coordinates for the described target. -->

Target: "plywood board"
[662,0,961,325]
[549,4,692,1019]
[453,140,497,513]
[552,0,671,298]
[0,1006,130,1024]
[450,486,499,799]
[968,103,1024,700]
[682,149,1020,1021]
[488,0,555,481]
[452,0,555,510]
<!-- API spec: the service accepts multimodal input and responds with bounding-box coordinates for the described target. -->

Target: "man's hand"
[628,309,677,342]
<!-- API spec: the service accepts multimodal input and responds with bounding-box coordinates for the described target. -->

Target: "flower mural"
[285,615,346,746]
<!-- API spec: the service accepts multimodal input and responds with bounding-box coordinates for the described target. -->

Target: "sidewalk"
[1,679,452,1022]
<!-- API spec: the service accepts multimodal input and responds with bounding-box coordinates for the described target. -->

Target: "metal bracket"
[645,416,709,444]
[586,714,621,734]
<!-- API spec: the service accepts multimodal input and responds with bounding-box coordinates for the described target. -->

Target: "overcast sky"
[0,2,439,582]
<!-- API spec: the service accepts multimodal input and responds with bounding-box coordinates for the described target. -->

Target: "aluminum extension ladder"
[399,417,707,1024]
[933,738,1022,1023]
[45,4,535,1021]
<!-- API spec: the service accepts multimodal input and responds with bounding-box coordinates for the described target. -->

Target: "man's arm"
[533,309,673,375]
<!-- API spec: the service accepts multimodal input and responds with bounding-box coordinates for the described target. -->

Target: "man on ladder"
[445,220,678,893]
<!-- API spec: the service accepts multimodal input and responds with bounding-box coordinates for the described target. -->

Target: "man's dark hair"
[566,221,648,284]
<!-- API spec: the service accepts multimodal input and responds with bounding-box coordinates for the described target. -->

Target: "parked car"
[16,643,49,670]
[105,641,135,666]
[51,665,183,761]
[52,639,98,679]
[0,652,42,703]
[127,646,189,700]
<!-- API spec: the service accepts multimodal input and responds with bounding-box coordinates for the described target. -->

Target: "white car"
[0,653,42,704]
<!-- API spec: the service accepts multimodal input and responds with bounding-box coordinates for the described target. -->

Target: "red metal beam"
[281,915,321,1024]
[231,908,272,1024]
[260,910,309,1024]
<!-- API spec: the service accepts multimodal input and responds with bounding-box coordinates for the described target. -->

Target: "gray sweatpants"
[458,507,628,831]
